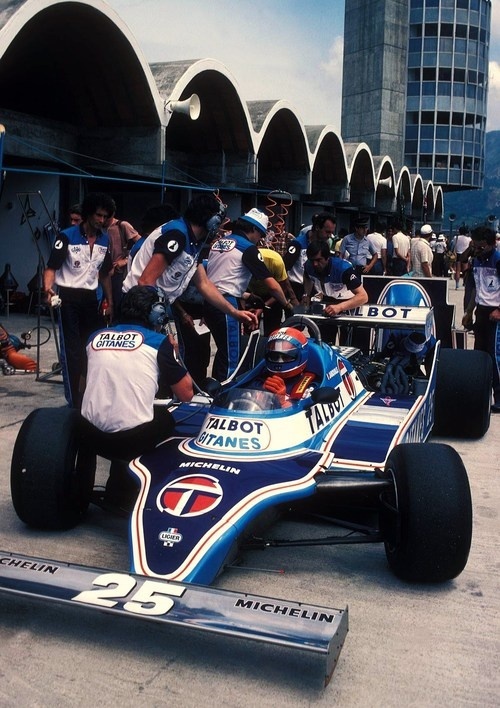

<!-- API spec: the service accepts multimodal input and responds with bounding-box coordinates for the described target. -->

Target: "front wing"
[0,550,348,686]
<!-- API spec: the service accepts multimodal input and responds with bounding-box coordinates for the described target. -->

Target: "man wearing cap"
[339,218,378,277]
[410,224,434,278]
[204,208,292,381]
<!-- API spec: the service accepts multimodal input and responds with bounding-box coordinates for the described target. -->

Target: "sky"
[106,0,500,132]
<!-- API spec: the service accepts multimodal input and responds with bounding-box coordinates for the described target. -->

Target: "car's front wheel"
[380,443,472,582]
[11,407,96,529]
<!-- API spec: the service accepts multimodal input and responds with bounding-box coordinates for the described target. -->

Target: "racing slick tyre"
[433,348,492,439]
[11,407,96,530]
[380,443,472,583]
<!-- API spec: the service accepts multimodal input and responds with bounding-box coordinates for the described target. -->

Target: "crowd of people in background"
[41,191,500,493]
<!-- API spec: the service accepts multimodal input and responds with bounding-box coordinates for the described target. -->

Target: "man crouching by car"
[80,285,194,509]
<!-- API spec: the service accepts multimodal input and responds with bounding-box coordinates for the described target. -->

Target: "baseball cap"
[420,224,433,236]
[240,208,269,236]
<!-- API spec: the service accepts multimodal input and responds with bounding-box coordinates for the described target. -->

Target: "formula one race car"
[2,280,493,682]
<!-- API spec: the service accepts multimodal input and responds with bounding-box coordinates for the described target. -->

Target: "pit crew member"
[43,191,114,408]
[122,193,256,332]
[80,286,194,506]
[204,208,292,381]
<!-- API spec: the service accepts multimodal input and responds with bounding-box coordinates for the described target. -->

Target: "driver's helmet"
[265,327,309,379]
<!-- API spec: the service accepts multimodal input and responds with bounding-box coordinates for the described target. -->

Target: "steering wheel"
[281,315,322,344]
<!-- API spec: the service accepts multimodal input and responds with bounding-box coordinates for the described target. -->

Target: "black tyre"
[433,348,491,438]
[380,443,472,582]
[11,407,96,529]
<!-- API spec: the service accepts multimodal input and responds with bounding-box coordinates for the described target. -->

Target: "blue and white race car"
[2,279,492,682]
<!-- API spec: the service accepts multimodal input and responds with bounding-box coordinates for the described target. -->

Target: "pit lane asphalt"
[0,284,498,707]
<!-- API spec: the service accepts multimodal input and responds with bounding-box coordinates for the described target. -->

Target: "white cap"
[241,208,269,236]
[420,224,433,236]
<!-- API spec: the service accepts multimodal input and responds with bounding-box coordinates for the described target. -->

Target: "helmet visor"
[266,339,299,363]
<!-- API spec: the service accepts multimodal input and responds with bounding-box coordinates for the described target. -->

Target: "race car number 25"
[72,572,186,616]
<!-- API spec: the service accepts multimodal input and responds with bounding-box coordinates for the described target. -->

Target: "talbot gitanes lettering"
[304,392,345,435]
[234,598,336,623]
[205,417,266,434]
[91,331,143,351]
[0,556,59,574]
[196,416,271,451]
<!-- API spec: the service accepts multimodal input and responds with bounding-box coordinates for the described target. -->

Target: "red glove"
[263,374,287,396]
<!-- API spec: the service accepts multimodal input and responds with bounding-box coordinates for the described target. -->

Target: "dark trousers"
[262,302,284,335]
[432,253,446,277]
[174,313,211,389]
[111,270,125,310]
[392,258,408,276]
[80,407,175,504]
[58,292,100,408]
[80,407,175,461]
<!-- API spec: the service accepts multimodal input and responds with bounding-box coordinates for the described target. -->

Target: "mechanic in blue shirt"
[204,208,292,381]
[283,211,336,300]
[303,240,368,314]
[462,226,500,412]
[123,193,256,332]
[303,240,369,345]
[43,192,115,408]
[339,217,378,277]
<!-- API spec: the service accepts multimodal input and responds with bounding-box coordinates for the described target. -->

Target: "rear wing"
[331,304,434,334]
[299,303,435,356]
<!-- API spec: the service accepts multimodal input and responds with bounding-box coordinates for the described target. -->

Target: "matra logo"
[211,238,235,252]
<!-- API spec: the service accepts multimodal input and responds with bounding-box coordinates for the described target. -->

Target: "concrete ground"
[0,284,498,707]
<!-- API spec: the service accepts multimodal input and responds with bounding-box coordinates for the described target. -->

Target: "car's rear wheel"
[380,443,472,582]
[11,407,96,529]
[433,348,491,438]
